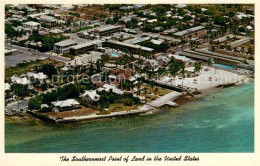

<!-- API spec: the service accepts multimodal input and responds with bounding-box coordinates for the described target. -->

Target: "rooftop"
[23,21,40,26]
[95,25,122,33]
[51,99,80,108]
[54,39,77,47]
[174,26,205,36]
[40,15,56,22]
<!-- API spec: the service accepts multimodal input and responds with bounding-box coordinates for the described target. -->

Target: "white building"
[51,99,80,110]
[53,39,77,54]
[133,4,144,9]
[147,19,158,23]
[49,29,63,35]
[23,21,41,29]
[103,84,124,95]
[11,76,30,85]
[39,15,57,27]
[81,90,100,102]
[5,83,11,91]
[26,72,47,82]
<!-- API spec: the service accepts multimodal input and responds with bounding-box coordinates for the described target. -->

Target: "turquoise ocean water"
[5,82,254,153]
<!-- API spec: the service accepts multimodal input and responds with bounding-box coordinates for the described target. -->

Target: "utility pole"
[17,96,20,112]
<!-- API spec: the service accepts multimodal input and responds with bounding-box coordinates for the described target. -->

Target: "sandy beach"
[159,66,249,92]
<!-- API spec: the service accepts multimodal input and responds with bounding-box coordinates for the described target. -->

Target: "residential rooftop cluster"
[5,4,254,121]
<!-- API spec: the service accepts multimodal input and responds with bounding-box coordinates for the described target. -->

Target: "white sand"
[159,66,248,91]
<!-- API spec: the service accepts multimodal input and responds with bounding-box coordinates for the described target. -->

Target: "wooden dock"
[147,91,182,109]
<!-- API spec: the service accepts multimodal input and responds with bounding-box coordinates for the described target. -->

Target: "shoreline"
[5,78,253,124]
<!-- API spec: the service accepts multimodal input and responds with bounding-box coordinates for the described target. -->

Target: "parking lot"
[5,51,45,68]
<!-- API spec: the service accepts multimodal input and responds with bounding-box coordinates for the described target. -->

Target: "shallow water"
[5,82,254,153]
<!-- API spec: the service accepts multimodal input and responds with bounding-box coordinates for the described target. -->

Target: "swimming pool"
[110,52,120,57]
[213,64,234,70]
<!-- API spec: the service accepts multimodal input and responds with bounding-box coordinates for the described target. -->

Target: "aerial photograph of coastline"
[4,4,254,153]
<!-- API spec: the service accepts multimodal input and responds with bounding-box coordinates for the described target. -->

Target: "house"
[93,82,105,87]
[26,72,36,81]
[39,15,57,27]
[35,72,48,81]
[133,4,144,9]
[51,99,80,111]
[41,104,49,109]
[109,68,135,82]
[54,39,77,54]
[151,39,164,45]
[60,66,69,72]
[23,21,41,29]
[156,55,170,66]
[26,72,47,82]
[154,26,163,31]
[77,30,90,38]
[103,84,124,95]
[49,29,63,35]
[147,19,157,23]
[175,4,187,8]
[150,12,157,17]
[246,25,253,31]
[5,83,11,91]
[119,6,133,10]
[201,8,208,12]
[11,75,30,85]
[144,59,160,71]
[81,90,100,102]
[140,18,148,22]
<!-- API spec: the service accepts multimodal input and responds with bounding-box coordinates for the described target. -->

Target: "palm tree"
[137,89,141,97]
[207,58,213,69]
[194,61,202,76]
[144,87,147,103]
[180,63,186,88]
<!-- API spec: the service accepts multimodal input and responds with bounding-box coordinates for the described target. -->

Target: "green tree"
[11,84,29,99]
[194,62,202,76]
[96,60,101,73]
[5,24,18,38]
[40,64,58,78]
[28,98,41,110]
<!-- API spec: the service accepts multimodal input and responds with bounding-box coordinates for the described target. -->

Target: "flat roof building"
[173,26,206,40]
[104,40,154,54]
[54,39,77,54]
[39,15,57,27]
[70,41,101,55]
[94,25,122,36]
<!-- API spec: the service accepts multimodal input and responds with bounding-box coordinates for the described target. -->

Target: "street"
[5,43,71,66]
[6,99,29,111]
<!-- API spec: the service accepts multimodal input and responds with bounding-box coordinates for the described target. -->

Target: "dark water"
[5,82,254,153]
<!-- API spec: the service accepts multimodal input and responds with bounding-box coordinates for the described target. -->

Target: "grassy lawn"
[108,103,141,112]
[96,103,142,115]
[5,59,64,79]
[72,26,92,33]
[61,53,73,59]
[141,83,172,96]
[46,106,98,118]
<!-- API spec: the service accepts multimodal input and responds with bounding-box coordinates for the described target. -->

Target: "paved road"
[5,44,71,64]
[6,100,29,111]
